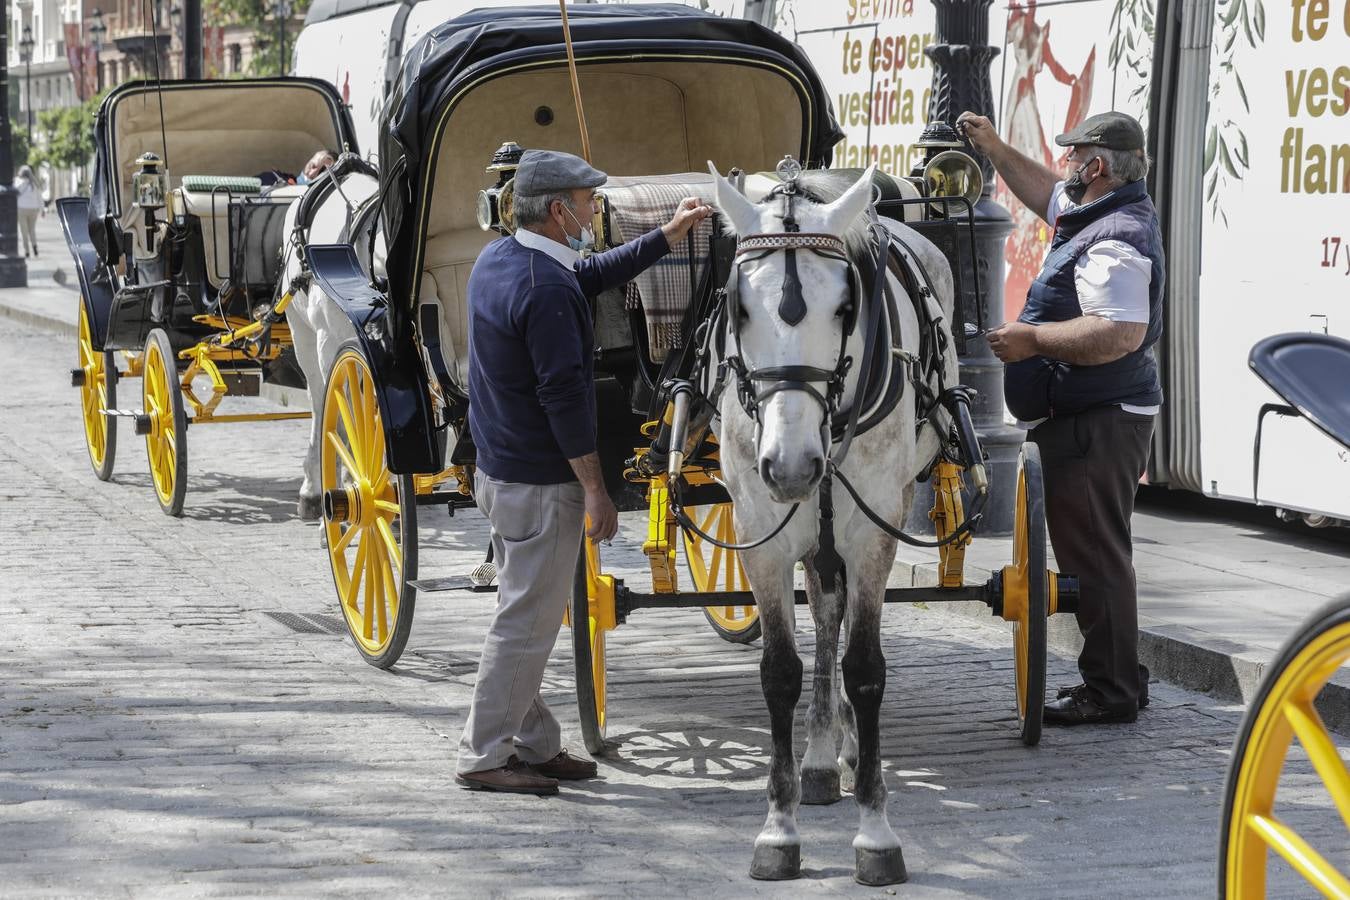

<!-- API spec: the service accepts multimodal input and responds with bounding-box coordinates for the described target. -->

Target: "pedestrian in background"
[14,165,42,258]
[958,109,1163,726]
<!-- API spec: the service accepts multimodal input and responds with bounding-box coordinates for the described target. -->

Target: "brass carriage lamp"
[908,122,984,218]
[476,140,525,235]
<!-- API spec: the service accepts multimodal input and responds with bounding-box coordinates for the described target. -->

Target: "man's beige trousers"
[456,472,586,775]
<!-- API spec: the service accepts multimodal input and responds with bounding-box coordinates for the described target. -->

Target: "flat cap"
[513,149,607,195]
[1055,111,1146,152]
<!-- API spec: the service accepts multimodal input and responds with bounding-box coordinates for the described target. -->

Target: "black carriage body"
[66,78,359,356]
[309,3,843,477]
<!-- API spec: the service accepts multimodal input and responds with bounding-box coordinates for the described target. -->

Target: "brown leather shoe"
[529,749,598,781]
[456,756,559,795]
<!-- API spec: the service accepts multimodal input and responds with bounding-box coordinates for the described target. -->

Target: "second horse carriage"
[301,1,1080,775]
[59,77,367,515]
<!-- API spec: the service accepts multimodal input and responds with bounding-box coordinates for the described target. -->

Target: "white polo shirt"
[1017,183,1161,428]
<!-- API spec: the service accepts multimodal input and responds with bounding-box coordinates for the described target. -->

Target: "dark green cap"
[1055,111,1146,152]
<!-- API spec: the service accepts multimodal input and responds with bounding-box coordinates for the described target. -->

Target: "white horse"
[277,166,383,519]
[706,163,957,885]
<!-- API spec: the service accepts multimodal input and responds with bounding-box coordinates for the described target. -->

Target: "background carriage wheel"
[321,344,418,669]
[681,503,761,644]
[77,300,117,481]
[1008,442,1048,747]
[141,328,187,517]
[1219,596,1350,899]
[571,538,608,756]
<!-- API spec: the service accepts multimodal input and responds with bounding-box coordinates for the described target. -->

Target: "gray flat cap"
[513,149,607,195]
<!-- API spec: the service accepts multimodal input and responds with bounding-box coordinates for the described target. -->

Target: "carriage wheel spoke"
[378,537,401,619]
[375,499,400,516]
[369,543,385,641]
[326,430,361,479]
[1284,698,1350,832]
[334,387,363,469]
[1246,813,1350,897]
[345,535,369,613]
[375,516,402,570]
[333,523,358,556]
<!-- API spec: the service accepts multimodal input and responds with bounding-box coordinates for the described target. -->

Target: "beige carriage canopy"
[90,79,354,225]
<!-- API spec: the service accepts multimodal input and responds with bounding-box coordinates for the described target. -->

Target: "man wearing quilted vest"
[958,110,1163,726]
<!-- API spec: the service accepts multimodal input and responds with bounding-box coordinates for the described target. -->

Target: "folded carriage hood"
[376,3,843,311]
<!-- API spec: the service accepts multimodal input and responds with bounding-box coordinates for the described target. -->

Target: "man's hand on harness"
[661,197,714,246]
[986,321,1039,363]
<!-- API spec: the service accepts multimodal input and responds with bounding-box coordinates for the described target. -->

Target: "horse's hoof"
[297,494,323,521]
[749,843,801,881]
[855,846,907,886]
[800,768,841,805]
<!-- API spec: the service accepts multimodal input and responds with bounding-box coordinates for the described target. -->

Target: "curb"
[896,555,1350,733]
[0,297,76,337]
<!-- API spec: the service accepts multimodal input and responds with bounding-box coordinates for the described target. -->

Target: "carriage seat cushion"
[419,275,470,393]
[180,175,261,194]
[601,174,716,362]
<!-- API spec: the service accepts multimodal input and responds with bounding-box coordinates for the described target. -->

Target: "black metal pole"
[0,2,29,287]
[278,2,285,77]
[24,57,31,142]
[908,0,1021,535]
[182,0,202,79]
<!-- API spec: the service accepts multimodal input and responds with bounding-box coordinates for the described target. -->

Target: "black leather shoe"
[1057,682,1149,709]
[529,749,598,781]
[1044,685,1137,726]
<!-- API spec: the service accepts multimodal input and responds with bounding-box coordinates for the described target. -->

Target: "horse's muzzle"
[759,452,825,503]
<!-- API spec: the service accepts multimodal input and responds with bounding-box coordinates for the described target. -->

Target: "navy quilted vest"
[1003,178,1165,421]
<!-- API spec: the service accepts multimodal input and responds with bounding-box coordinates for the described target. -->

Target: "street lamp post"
[276,0,291,77]
[905,0,1023,535]
[90,9,107,93]
[1,7,31,287]
[19,25,33,143]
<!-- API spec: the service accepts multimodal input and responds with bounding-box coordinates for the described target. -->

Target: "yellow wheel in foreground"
[1001,442,1047,746]
[321,344,417,669]
[570,537,609,755]
[77,300,117,481]
[682,503,761,644]
[142,328,187,516]
[1220,597,1350,899]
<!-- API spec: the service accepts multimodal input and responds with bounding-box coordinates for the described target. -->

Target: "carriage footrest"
[408,575,498,593]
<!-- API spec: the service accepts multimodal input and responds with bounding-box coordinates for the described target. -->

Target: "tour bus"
[295,0,1350,526]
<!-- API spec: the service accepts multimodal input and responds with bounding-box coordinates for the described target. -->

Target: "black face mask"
[1063,156,1101,204]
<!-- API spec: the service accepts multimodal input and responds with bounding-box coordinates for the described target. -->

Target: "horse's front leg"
[800,558,844,805]
[748,566,805,881]
[843,596,906,886]
[287,287,324,522]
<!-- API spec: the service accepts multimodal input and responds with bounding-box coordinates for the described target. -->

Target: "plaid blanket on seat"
[602,174,716,362]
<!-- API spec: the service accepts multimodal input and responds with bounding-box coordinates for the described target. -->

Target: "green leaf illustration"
[1204,126,1218,171]
[1254,0,1265,40]
[1236,131,1249,166]
[1235,70,1250,112]
[1220,137,1239,178]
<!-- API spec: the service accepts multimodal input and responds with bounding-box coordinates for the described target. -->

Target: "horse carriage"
[1220,333,1350,898]
[58,78,364,515]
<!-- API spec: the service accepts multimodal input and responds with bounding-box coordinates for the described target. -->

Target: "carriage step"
[409,574,498,593]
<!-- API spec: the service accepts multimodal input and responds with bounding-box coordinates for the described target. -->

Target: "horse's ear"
[708,161,760,237]
[820,163,877,235]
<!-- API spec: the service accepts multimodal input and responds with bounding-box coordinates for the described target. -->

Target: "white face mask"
[562,202,595,252]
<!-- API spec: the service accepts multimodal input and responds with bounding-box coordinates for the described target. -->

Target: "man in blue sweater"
[456,150,711,794]
[959,110,1163,727]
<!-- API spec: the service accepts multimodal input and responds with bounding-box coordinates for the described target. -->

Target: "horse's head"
[710,162,877,504]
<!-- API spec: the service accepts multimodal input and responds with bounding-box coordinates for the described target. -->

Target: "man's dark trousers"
[1030,405,1154,711]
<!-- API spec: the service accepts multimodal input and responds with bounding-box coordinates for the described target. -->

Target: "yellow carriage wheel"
[76,300,117,481]
[1001,442,1047,747]
[321,344,418,669]
[141,328,187,517]
[570,537,609,755]
[682,503,761,644]
[1220,597,1350,899]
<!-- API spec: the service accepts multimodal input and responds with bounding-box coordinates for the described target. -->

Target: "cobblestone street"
[1,320,1344,898]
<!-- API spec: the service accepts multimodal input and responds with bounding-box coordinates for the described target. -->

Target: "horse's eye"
[836,303,854,320]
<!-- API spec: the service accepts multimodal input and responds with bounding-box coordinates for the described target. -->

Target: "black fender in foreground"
[56,197,116,351]
[306,243,440,475]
